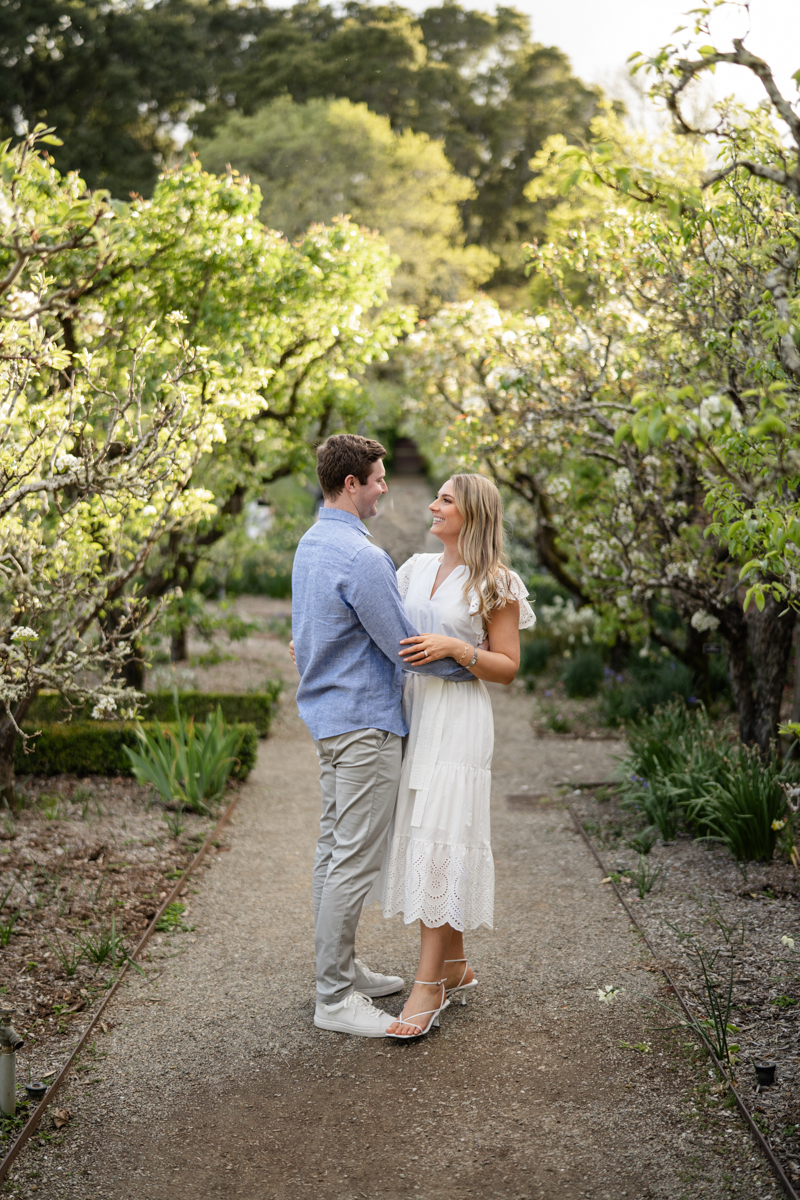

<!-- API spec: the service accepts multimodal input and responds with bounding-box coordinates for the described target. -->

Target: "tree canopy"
[407,78,800,749]
[194,97,497,314]
[0,0,601,294]
[0,123,403,790]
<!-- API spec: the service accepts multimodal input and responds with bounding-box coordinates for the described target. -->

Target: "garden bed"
[571,783,800,1188]
[0,774,233,1153]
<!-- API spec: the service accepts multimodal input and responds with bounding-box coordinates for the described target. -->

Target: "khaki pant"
[312,727,402,1005]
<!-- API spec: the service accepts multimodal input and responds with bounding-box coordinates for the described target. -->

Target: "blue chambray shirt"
[292,508,472,740]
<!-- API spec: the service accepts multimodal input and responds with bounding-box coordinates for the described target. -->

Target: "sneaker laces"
[354,958,381,984]
[346,990,380,1012]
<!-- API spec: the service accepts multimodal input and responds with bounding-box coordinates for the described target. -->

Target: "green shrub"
[125,706,241,813]
[520,636,550,678]
[143,689,280,737]
[27,686,280,737]
[599,659,696,725]
[526,574,572,607]
[14,721,257,782]
[562,649,604,698]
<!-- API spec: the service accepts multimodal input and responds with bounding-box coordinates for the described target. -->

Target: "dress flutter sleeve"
[396,553,421,601]
[467,569,536,633]
[504,570,536,630]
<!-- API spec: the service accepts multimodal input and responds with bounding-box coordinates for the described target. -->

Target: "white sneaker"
[354,957,404,998]
[314,990,394,1037]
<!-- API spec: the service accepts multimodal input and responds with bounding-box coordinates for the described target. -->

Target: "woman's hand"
[399,634,465,665]
[289,639,297,668]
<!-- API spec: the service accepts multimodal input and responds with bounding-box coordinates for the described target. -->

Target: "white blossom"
[10,626,38,642]
[691,610,720,633]
[90,695,117,720]
[548,476,571,503]
[597,985,622,1005]
[612,467,632,493]
[54,453,81,473]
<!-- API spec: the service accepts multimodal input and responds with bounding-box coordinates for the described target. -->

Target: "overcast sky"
[414,0,800,111]
[530,0,799,105]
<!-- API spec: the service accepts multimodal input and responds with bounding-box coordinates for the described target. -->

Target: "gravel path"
[5,687,781,1200]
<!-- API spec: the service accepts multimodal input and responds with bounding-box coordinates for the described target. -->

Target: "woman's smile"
[429,480,464,541]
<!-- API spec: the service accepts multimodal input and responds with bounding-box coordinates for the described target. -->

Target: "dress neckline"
[427,554,466,601]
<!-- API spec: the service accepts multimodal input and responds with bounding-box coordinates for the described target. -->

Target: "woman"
[382,474,535,1040]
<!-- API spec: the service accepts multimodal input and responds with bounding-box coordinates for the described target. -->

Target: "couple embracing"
[291,434,535,1040]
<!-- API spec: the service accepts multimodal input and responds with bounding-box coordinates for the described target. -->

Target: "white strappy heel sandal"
[385,979,450,1041]
[445,958,479,1006]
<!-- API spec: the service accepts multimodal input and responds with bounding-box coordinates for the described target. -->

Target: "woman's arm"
[398,600,521,686]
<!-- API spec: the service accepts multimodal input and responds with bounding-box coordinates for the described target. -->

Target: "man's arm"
[350,548,473,681]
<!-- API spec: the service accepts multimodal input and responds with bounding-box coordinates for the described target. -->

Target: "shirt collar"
[317,507,372,537]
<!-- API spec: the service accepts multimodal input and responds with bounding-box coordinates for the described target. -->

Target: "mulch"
[573,785,800,1189]
[0,774,227,1151]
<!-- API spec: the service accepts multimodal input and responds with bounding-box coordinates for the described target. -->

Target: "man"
[292,434,472,1037]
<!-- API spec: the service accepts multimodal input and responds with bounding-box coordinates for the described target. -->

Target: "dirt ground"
[0,779,225,1113]
[1,684,782,1200]
[572,788,800,1185]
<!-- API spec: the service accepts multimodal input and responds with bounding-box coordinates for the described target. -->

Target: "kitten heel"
[445,958,478,1006]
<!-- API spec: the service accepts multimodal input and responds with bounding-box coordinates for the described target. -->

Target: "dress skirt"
[380,671,495,931]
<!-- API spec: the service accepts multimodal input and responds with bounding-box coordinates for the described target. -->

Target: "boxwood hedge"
[26,684,281,737]
[14,721,258,781]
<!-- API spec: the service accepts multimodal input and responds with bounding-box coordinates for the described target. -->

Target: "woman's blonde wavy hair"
[450,474,511,624]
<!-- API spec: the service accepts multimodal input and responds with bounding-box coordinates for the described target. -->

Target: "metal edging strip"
[566,800,799,1200]
[0,788,242,1185]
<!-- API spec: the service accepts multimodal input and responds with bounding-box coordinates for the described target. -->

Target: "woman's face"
[429,479,464,545]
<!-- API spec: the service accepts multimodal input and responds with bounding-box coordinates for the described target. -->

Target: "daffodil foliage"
[407,86,800,748]
[0,127,401,789]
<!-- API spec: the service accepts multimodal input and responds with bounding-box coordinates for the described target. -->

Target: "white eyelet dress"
[379,553,536,931]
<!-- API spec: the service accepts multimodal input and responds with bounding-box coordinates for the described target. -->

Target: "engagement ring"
[423,649,429,657]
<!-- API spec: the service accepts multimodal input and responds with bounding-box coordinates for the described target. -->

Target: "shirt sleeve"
[350,546,473,681]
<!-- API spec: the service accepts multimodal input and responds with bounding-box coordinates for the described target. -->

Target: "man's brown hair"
[316,434,386,498]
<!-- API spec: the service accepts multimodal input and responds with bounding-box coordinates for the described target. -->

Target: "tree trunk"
[722,595,793,751]
[0,694,34,807]
[0,719,16,808]
[122,649,145,691]
[791,614,800,725]
[747,595,794,751]
[684,623,711,706]
[170,624,189,663]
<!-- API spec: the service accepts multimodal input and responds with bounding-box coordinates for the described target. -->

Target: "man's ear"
[343,474,358,493]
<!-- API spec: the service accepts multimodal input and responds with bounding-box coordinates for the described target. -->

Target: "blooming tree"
[0,129,238,798]
[54,155,407,666]
[0,126,401,796]
[407,87,800,748]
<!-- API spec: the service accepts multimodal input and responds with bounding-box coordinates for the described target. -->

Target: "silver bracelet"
[467,647,479,668]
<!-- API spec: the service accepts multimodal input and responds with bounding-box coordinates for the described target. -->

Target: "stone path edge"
[0,787,243,1186]
[567,798,800,1200]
